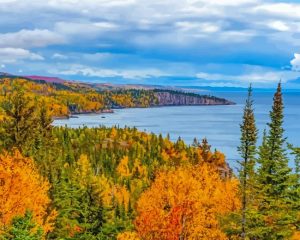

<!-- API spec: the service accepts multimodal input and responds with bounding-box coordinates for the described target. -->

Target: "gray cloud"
[0,48,44,63]
[0,29,65,48]
[0,0,300,87]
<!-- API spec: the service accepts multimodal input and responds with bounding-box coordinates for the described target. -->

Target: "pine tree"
[0,85,37,153]
[0,211,43,240]
[254,82,298,239]
[237,85,258,239]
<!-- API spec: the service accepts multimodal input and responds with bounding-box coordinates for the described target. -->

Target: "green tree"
[50,156,107,239]
[0,85,37,153]
[254,82,298,239]
[289,144,300,175]
[0,211,43,240]
[237,85,258,239]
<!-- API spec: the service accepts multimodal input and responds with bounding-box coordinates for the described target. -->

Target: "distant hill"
[25,75,66,84]
[0,73,234,118]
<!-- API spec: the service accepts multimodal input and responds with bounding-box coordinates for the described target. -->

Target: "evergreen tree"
[289,144,300,175]
[200,137,212,162]
[254,82,298,239]
[0,211,43,240]
[237,85,258,239]
[0,85,37,153]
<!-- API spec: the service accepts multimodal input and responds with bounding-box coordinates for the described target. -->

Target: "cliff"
[152,90,234,106]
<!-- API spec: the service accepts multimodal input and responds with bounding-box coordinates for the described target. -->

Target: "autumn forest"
[0,77,299,240]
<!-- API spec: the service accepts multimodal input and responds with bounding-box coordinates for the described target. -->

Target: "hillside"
[0,73,234,118]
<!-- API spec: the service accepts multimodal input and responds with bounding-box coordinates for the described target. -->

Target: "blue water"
[53,91,300,168]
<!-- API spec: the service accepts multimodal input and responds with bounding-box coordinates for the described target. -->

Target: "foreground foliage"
[0,151,55,235]
[135,164,240,239]
[0,79,299,239]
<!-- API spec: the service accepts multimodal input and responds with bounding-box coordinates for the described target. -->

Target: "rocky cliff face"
[153,91,234,106]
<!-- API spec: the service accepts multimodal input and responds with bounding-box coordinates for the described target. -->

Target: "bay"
[53,91,300,168]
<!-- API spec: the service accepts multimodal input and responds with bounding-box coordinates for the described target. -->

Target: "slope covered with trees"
[0,79,298,239]
[0,76,233,119]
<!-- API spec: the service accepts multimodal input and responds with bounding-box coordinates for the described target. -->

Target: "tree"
[117,231,140,240]
[134,164,240,240]
[254,82,298,239]
[50,155,106,239]
[237,85,258,239]
[289,144,300,238]
[0,211,43,240]
[289,144,300,175]
[35,100,53,148]
[0,151,55,235]
[0,85,37,152]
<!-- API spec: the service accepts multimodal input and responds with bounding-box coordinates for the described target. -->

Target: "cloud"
[50,64,168,79]
[1,0,300,87]
[253,3,300,19]
[266,21,290,32]
[196,70,300,84]
[291,53,300,71]
[0,29,65,48]
[54,21,119,37]
[0,48,44,63]
[175,21,221,33]
[52,53,68,60]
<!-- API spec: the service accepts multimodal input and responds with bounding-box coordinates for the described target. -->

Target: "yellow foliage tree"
[113,185,130,212]
[132,158,147,178]
[117,156,131,178]
[74,154,94,188]
[134,164,240,240]
[0,151,55,234]
[117,231,141,240]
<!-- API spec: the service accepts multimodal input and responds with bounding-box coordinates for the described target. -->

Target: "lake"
[53,91,300,169]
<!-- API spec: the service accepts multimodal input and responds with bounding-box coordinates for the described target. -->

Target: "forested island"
[0,77,299,239]
[0,74,233,119]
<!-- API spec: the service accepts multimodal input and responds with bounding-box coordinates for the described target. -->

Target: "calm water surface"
[53,91,300,168]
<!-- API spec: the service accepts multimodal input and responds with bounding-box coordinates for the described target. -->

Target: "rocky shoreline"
[52,89,235,120]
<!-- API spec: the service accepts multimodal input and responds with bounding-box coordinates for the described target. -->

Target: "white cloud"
[266,21,290,32]
[291,53,300,71]
[253,3,300,19]
[1,0,300,87]
[175,21,221,33]
[52,53,68,60]
[50,64,168,79]
[196,70,300,83]
[0,48,44,63]
[1,0,300,48]
[54,21,119,37]
[0,29,65,48]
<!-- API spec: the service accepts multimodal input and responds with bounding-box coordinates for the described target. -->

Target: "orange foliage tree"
[0,151,55,234]
[134,164,240,240]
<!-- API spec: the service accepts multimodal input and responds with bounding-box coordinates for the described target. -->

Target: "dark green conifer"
[237,85,258,239]
[254,82,298,239]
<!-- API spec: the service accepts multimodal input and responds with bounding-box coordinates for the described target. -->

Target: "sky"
[1,0,300,88]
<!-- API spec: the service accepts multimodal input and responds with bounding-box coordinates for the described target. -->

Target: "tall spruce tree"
[0,85,37,153]
[237,85,258,239]
[254,82,298,239]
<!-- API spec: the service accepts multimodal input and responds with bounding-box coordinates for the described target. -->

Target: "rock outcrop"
[153,90,234,106]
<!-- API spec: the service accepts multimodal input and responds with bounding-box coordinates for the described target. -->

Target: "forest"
[0,77,231,120]
[0,79,299,239]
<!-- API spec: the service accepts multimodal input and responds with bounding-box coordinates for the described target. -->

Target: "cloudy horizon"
[1,0,300,88]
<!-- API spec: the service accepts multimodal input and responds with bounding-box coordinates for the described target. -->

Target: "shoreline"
[52,102,236,120]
